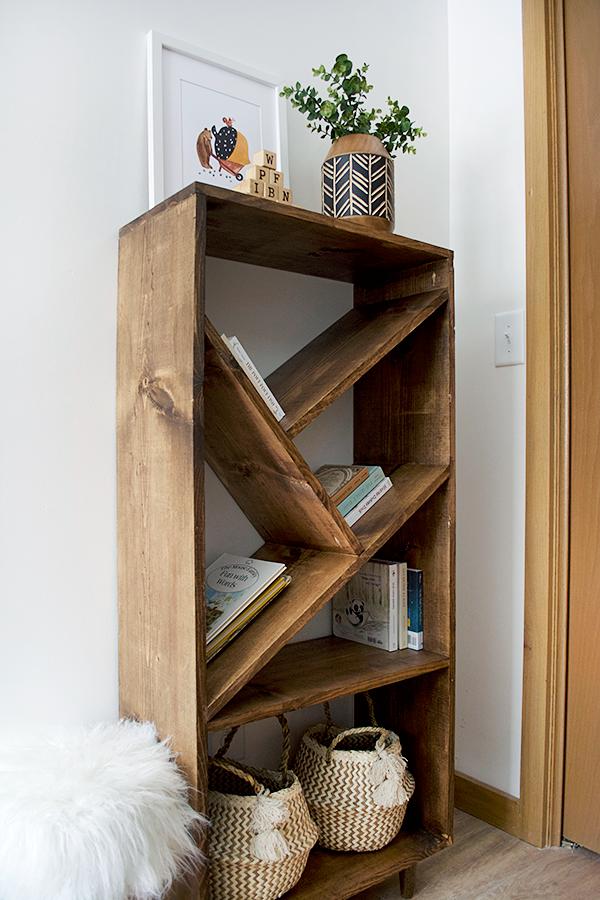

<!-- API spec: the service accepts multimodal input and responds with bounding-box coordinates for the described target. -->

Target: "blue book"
[407,568,423,650]
[336,466,385,517]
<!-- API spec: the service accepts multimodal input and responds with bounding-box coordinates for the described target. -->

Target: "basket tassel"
[248,788,290,862]
[369,745,410,808]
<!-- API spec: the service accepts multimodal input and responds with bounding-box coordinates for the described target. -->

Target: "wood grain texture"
[204,320,361,554]
[520,0,570,848]
[454,773,520,838]
[117,191,206,792]
[562,0,600,854]
[355,810,600,900]
[283,830,448,900]
[208,637,449,732]
[267,290,448,437]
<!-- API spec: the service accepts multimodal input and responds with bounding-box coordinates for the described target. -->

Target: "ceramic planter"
[321,134,395,232]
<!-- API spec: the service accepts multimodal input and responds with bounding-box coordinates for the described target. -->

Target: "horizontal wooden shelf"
[284,828,450,900]
[208,636,449,732]
[119,183,452,282]
[267,290,449,437]
[206,463,450,721]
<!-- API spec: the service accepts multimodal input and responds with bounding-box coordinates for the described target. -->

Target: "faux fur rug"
[0,719,206,900]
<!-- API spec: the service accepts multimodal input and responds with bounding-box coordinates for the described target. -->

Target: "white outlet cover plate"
[495,310,525,366]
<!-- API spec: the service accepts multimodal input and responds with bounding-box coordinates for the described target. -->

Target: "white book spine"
[344,477,392,526]
[223,335,285,421]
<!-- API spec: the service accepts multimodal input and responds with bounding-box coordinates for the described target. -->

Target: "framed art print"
[147,31,289,207]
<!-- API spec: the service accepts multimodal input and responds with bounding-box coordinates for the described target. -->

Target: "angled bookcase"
[117,182,455,900]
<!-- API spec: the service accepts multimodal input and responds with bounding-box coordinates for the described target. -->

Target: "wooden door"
[562,0,600,853]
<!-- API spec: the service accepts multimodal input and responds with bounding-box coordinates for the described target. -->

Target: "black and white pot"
[321,134,395,232]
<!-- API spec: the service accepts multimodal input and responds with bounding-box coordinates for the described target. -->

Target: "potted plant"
[281,54,426,231]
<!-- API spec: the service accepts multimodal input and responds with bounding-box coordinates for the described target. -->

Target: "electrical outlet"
[495,310,525,366]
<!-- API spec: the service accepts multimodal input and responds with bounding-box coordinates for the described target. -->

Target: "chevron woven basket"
[207,715,318,900]
[293,699,414,852]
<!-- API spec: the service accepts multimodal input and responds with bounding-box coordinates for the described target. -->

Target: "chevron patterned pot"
[322,134,395,232]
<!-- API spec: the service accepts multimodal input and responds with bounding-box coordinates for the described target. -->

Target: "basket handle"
[322,690,378,739]
[214,713,291,783]
[327,726,389,759]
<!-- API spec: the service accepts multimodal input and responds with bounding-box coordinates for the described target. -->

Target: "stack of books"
[206,553,291,661]
[314,463,392,526]
[332,561,423,652]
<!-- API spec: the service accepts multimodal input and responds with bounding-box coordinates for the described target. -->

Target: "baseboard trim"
[455,772,521,838]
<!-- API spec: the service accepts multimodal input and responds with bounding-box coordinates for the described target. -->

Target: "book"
[221,334,285,421]
[332,559,399,651]
[207,574,291,661]
[206,553,286,644]
[343,476,393,526]
[335,465,385,517]
[407,568,423,650]
[398,562,408,649]
[314,464,370,505]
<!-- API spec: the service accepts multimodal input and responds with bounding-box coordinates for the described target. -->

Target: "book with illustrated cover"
[314,464,370,505]
[332,559,399,651]
[407,568,423,650]
[343,476,393,526]
[206,553,286,644]
[207,574,291,661]
[221,334,285,421]
[336,465,385,517]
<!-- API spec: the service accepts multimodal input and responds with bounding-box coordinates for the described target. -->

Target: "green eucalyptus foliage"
[280,54,426,157]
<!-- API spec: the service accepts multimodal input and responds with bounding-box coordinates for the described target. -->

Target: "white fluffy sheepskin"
[0,720,206,900]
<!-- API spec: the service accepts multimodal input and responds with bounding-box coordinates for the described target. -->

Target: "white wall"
[0,0,449,756]
[449,0,526,797]
[0,0,526,800]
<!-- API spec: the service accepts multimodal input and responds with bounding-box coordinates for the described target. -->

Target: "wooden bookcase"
[117,183,455,900]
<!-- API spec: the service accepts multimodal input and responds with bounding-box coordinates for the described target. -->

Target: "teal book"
[336,466,385,517]
[407,568,423,650]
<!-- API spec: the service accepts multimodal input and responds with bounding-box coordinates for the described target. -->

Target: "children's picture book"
[314,464,369,504]
[336,465,385,517]
[332,559,399,651]
[207,574,291,661]
[206,553,286,643]
[407,568,424,650]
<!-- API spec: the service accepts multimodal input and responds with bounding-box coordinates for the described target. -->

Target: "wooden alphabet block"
[245,165,269,183]
[277,186,293,204]
[233,178,264,197]
[253,149,277,169]
[263,183,280,201]
[269,170,284,187]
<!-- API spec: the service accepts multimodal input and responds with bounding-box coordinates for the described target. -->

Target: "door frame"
[519,0,569,848]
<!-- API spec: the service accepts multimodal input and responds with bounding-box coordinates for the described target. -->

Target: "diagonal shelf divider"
[206,462,450,720]
[268,288,448,437]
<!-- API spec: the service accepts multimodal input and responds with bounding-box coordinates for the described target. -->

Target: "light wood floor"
[353,810,600,899]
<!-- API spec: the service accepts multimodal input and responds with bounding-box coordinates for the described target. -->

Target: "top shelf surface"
[121,183,453,284]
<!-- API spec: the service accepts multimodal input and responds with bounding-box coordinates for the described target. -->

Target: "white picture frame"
[147,31,289,207]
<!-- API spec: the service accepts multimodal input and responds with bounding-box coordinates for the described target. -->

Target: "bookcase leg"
[399,864,416,899]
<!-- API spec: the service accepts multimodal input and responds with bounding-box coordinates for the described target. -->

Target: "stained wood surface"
[266,290,448,437]
[208,637,449,732]
[206,464,449,721]
[117,191,206,790]
[204,319,361,554]
[283,830,447,900]
[563,0,600,854]
[355,810,600,900]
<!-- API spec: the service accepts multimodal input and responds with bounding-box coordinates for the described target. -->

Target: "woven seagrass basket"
[207,714,318,900]
[293,696,415,852]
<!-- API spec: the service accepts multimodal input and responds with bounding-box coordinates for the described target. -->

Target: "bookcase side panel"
[117,193,207,792]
